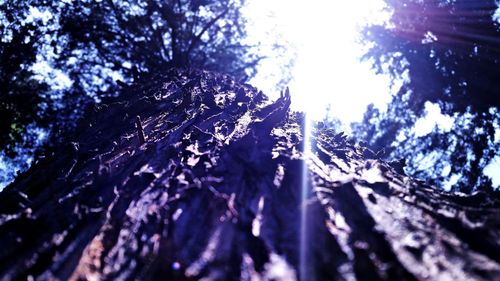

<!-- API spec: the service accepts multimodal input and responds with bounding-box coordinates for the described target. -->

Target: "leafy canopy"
[354,0,500,192]
[0,0,277,187]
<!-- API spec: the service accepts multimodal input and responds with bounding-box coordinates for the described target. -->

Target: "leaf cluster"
[354,0,500,192]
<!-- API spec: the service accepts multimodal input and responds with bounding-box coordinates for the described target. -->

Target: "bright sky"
[243,1,500,188]
[244,0,393,124]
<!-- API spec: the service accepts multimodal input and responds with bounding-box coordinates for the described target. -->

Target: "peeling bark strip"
[0,69,499,281]
[135,115,146,144]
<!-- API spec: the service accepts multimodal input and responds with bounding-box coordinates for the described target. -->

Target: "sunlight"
[243,3,394,277]
[244,3,395,277]
[245,0,393,125]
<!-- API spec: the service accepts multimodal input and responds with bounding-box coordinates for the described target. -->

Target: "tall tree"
[0,0,279,187]
[353,0,500,192]
[0,69,498,280]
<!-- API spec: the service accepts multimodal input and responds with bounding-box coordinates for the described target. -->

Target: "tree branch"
[186,8,229,59]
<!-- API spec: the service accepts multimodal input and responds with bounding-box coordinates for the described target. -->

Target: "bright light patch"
[443,173,461,191]
[412,102,454,137]
[25,6,53,25]
[245,0,393,124]
[31,60,73,91]
[484,156,500,188]
[493,5,500,23]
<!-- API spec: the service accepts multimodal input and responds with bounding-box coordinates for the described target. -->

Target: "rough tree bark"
[0,69,498,281]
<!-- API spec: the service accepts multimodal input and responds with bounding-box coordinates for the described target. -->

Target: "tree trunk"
[0,69,498,281]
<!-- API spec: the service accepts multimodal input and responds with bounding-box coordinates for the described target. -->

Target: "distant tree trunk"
[0,69,498,281]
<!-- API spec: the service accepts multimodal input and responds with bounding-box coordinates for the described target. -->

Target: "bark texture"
[0,69,499,281]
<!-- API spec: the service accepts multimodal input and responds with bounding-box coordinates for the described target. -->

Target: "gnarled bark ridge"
[0,69,499,281]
